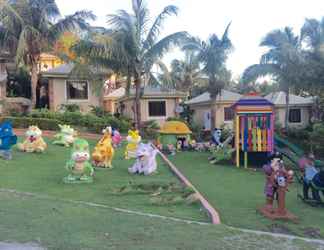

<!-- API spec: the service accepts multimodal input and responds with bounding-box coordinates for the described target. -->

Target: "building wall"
[49,78,100,112]
[190,103,234,129]
[274,106,310,129]
[190,103,311,130]
[121,98,179,126]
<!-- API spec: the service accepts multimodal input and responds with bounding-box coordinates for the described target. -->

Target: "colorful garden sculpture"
[125,129,141,159]
[112,128,122,148]
[0,122,17,160]
[53,124,77,147]
[63,138,94,184]
[92,127,115,168]
[211,128,223,147]
[259,153,297,220]
[128,143,158,175]
[18,126,47,153]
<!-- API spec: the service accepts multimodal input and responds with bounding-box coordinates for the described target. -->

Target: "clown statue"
[0,122,17,160]
[63,138,94,184]
[128,143,158,176]
[125,129,141,159]
[18,126,47,153]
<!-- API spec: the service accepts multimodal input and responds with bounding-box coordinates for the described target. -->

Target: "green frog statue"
[63,138,94,184]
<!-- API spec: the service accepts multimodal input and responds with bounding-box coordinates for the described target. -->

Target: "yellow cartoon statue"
[92,126,115,168]
[18,126,47,153]
[125,129,141,159]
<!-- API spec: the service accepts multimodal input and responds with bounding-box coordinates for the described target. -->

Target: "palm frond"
[242,64,279,84]
[143,5,179,51]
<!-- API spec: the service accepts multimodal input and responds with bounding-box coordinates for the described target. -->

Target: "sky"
[56,0,324,78]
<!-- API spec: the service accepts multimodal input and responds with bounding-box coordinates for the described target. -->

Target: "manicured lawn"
[0,190,323,250]
[171,151,324,238]
[0,138,207,222]
[0,139,323,249]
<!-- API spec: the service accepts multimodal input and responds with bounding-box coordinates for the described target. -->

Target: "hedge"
[0,117,59,131]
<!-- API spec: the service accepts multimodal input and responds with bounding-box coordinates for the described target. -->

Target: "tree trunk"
[31,62,38,109]
[284,89,290,132]
[126,67,131,96]
[134,71,141,131]
[210,98,217,131]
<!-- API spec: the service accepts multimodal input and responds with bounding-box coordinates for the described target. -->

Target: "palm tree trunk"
[134,71,141,130]
[210,98,217,131]
[31,62,38,108]
[126,66,131,96]
[284,89,290,132]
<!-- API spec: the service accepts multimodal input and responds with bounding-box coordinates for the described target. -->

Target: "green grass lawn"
[171,151,324,238]
[0,138,207,222]
[1,139,324,249]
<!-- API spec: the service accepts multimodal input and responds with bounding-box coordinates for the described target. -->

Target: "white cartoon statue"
[128,143,158,176]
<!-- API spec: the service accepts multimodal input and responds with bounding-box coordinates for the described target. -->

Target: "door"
[204,111,211,131]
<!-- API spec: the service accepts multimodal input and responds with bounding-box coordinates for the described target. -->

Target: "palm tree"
[0,0,95,107]
[75,0,187,129]
[242,27,303,130]
[183,24,233,130]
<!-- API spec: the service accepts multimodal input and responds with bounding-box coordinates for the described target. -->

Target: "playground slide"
[274,134,324,169]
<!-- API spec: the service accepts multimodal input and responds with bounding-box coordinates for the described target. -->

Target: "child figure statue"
[259,153,297,221]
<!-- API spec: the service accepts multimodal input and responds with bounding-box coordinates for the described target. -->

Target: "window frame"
[148,100,167,118]
[65,80,89,102]
[224,106,234,122]
[288,108,302,123]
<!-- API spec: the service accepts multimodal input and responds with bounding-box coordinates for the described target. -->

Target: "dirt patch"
[267,224,295,235]
[0,242,45,250]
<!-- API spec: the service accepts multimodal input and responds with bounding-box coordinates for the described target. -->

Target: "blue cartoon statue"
[0,122,17,160]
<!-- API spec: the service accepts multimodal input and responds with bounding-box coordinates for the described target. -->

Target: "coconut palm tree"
[242,27,303,130]
[183,24,233,130]
[75,0,187,129]
[0,0,95,107]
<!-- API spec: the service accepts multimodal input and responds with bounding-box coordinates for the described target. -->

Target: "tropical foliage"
[74,0,188,129]
[0,0,95,107]
[183,23,233,130]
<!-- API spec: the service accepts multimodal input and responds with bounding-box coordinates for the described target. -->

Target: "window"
[66,80,88,100]
[224,107,234,121]
[148,101,166,117]
[289,108,301,123]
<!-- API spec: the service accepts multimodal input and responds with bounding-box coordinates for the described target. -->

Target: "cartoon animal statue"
[128,143,158,175]
[0,122,17,160]
[125,129,141,159]
[111,128,122,148]
[53,124,77,147]
[18,126,47,153]
[92,126,115,169]
[259,153,296,220]
[211,128,223,147]
[63,138,94,184]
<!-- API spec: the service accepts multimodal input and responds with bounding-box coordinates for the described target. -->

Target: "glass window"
[224,107,234,121]
[148,101,166,117]
[66,80,88,100]
[289,108,301,123]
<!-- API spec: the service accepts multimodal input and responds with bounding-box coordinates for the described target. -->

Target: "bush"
[0,117,59,130]
[309,123,324,156]
[59,104,80,112]
[22,109,131,133]
[142,120,160,140]
[90,106,111,118]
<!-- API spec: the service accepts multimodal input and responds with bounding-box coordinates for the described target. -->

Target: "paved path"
[0,242,45,250]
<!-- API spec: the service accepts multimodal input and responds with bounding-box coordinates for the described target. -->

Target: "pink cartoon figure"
[112,128,122,148]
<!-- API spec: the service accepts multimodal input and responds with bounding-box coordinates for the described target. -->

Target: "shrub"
[90,106,111,117]
[0,117,59,130]
[309,123,324,156]
[142,120,160,140]
[59,104,80,112]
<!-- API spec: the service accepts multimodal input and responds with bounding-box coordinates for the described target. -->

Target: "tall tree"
[0,0,95,107]
[76,0,187,129]
[183,24,233,130]
[242,27,303,130]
